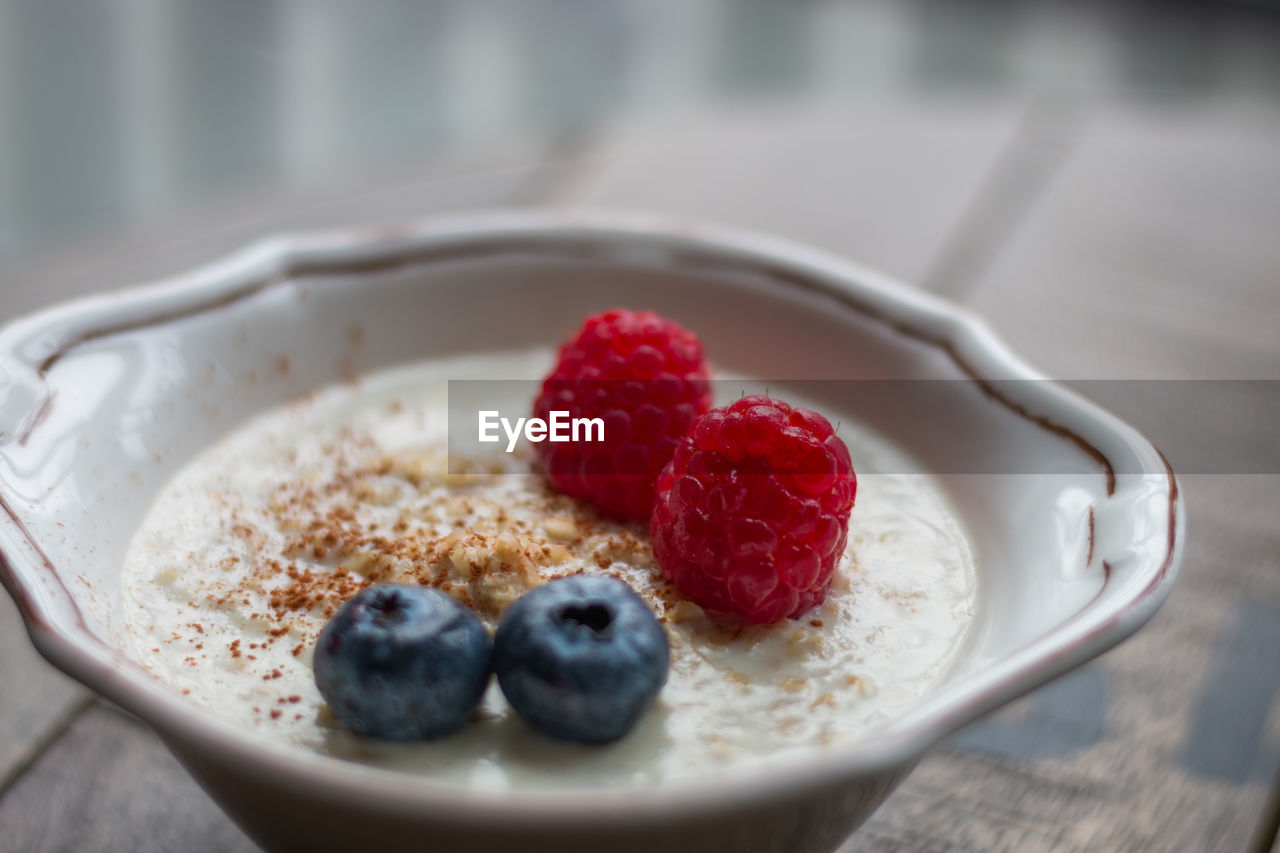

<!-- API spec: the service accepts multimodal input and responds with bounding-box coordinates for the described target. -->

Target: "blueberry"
[493,575,669,744]
[313,584,490,741]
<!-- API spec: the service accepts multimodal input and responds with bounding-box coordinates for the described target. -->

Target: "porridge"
[122,349,975,788]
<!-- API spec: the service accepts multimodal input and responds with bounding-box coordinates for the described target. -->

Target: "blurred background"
[1,2,1279,851]
[3,0,1280,271]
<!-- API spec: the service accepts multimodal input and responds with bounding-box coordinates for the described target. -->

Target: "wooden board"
[555,103,1023,284]
[2,103,1278,852]
[851,105,1280,853]
[0,595,83,788]
[0,134,587,319]
[0,135,582,847]
[0,703,257,853]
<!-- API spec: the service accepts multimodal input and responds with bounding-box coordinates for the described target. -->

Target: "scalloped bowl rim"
[0,209,1182,826]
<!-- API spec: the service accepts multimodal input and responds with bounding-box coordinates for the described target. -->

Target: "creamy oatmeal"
[122,350,975,787]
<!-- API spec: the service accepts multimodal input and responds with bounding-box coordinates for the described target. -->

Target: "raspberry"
[650,395,857,623]
[533,309,712,521]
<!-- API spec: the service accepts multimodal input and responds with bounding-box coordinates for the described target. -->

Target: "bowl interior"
[0,222,1177,795]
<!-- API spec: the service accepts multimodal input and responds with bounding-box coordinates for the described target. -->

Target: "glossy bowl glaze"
[0,211,1181,852]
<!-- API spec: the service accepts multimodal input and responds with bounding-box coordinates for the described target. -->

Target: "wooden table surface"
[1,99,1277,852]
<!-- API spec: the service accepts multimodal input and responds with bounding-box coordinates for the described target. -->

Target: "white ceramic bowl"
[0,211,1181,852]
